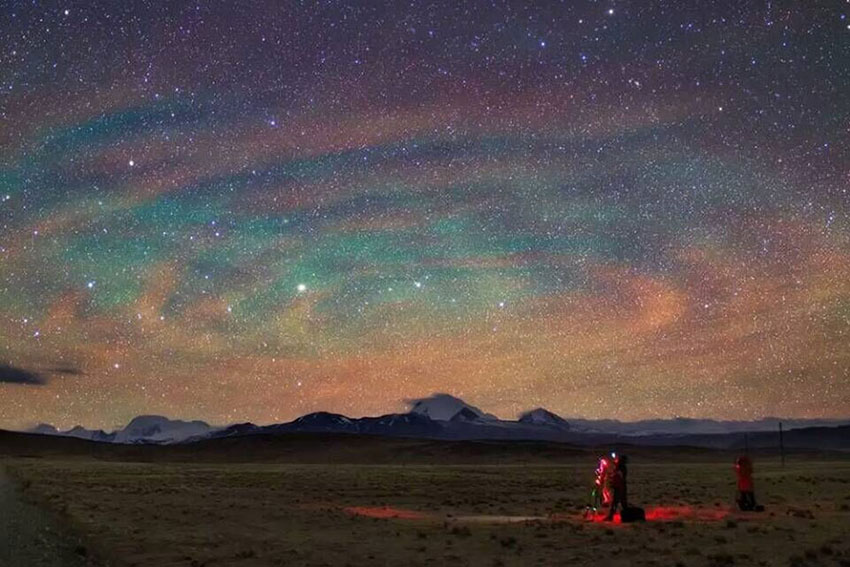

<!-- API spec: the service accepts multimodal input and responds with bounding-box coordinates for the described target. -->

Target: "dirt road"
[0,466,87,567]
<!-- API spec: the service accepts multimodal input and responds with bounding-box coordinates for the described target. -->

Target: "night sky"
[1,1,849,430]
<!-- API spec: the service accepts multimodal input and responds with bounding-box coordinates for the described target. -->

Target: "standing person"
[586,455,613,517]
[605,454,628,521]
[735,455,757,511]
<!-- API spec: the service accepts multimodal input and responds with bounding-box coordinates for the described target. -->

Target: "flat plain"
[3,451,850,567]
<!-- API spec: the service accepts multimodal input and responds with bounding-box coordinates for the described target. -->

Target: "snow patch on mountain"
[518,408,570,430]
[407,393,498,421]
[449,407,484,422]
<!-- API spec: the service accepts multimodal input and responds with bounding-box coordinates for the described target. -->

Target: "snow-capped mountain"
[407,393,498,421]
[30,415,215,444]
[113,415,213,444]
[518,408,571,430]
[30,423,115,442]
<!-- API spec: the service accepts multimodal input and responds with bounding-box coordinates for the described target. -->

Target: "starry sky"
[1,1,849,430]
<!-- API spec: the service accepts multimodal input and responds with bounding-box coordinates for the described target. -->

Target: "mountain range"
[31,415,213,444]
[27,394,850,450]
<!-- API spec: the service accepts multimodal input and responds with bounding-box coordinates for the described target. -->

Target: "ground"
[0,468,86,567]
[3,457,850,567]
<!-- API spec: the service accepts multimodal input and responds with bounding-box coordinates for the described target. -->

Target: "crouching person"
[735,455,762,511]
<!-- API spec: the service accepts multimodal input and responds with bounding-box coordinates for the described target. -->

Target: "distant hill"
[0,429,594,464]
[636,425,850,452]
[563,416,850,436]
[22,394,850,451]
[2,427,848,466]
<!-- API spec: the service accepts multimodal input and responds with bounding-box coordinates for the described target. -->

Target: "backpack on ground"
[620,506,645,522]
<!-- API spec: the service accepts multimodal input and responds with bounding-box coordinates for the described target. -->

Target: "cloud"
[0,364,46,385]
[47,366,85,376]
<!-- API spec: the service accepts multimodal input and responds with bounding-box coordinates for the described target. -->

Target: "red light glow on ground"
[344,505,735,524]
[585,506,730,524]
[343,506,429,520]
[645,506,730,522]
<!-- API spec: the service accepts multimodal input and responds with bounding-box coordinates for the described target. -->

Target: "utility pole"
[779,421,785,467]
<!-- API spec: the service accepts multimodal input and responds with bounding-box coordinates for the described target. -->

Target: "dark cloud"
[47,366,85,376]
[0,364,46,385]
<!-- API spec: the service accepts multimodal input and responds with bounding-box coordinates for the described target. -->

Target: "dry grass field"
[4,456,850,567]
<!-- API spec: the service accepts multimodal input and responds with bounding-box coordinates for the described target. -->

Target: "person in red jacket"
[605,454,628,521]
[735,455,757,511]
